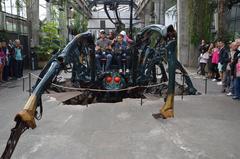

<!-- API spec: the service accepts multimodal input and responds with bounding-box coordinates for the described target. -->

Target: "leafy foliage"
[71,11,88,35]
[188,0,217,45]
[37,21,63,61]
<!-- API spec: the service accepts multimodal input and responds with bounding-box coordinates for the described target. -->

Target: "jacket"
[231,50,240,77]
[218,47,229,71]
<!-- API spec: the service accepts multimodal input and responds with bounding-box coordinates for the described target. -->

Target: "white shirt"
[199,52,209,64]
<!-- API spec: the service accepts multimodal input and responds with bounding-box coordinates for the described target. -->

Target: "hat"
[120,31,126,36]
[100,30,105,34]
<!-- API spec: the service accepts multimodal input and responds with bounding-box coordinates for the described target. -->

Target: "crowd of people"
[0,39,24,83]
[198,39,240,100]
[95,29,133,73]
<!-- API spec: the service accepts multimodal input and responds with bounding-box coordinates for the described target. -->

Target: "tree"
[217,0,227,40]
[24,0,40,47]
[188,0,216,45]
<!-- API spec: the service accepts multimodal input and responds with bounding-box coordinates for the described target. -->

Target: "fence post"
[205,77,207,94]
[140,91,143,106]
[22,77,25,92]
[29,73,31,96]
[181,74,184,100]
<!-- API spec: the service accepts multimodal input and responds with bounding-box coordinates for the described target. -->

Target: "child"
[199,47,209,76]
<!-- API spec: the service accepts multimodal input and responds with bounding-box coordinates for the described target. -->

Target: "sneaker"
[226,92,233,96]
[232,96,240,100]
[212,79,217,82]
[217,81,222,85]
[119,69,123,73]
[126,69,130,73]
[17,78,22,81]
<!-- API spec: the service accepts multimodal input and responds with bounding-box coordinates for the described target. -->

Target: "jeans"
[229,77,235,95]
[15,60,23,78]
[8,56,15,77]
[225,70,231,90]
[3,64,9,81]
[95,52,112,71]
[212,63,220,79]
[235,77,240,98]
[222,71,227,92]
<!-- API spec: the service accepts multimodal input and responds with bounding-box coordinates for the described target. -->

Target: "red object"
[105,76,112,83]
[114,76,121,83]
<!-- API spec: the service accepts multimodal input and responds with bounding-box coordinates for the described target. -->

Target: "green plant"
[234,32,240,39]
[132,27,141,37]
[188,0,217,45]
[37,21,63,61]
[71,11,88,35]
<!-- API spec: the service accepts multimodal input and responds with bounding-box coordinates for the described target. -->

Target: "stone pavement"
[0,69,240,159]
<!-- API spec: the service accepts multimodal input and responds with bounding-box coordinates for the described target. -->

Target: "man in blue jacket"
[217,41,229,93]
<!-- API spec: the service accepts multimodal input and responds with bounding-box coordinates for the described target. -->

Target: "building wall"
[0,11,29,35]
[0,11,30,68]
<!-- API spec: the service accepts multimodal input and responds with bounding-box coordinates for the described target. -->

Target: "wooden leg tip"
[152,113,166,119]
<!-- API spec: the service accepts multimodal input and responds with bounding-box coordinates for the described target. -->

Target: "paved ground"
[0,69,240,159]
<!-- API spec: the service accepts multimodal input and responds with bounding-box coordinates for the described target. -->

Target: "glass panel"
[0,12,3,30]
[39,1,46,20]
[100,20,105,29]
[18,19,23,33]
[21,20,27,34]
[1,1,5,12]
[229,22,234,32]
[24,21,29,34]
[12,22,16,31]
[236,21,240,33]
[23,25,28,34]
[4,0,12,14]
[11,0,17,15]
[6,19,13,31]
[19,1,26,18]
[12,18,18,32]
[22,3,27,18]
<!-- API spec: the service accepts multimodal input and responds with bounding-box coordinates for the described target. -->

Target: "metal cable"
[30,73,168,92]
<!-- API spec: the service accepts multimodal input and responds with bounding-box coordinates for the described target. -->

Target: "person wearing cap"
[95,30,113,71]
[119,30,133,46]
